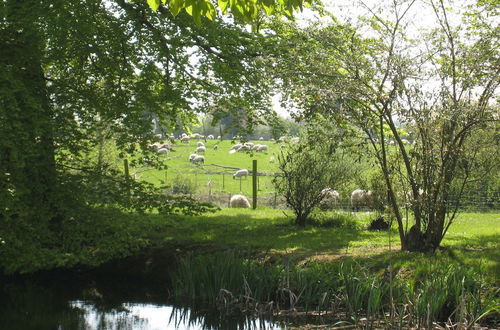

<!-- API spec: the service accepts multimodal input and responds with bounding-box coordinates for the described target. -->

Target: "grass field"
[144,208,500,280]
[133,139,286,199]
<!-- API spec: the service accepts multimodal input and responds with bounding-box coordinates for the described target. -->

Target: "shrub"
[310,211,359,229]
[170,176,196,195]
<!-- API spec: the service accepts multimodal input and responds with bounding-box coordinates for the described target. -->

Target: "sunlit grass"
[145,208,499,279]
[132,139,282,197]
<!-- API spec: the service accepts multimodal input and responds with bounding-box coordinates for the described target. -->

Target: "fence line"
[129,164,499,211]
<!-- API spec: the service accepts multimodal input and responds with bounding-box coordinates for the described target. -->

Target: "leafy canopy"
[144,0,314,25]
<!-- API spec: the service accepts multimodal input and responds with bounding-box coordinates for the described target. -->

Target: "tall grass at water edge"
[169,250,499,327]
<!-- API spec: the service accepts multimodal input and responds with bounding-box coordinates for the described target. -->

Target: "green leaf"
[147,0,161,11]
[262,3,274,16]
[218,0,229,13]
[169,0,183,16]
[205,1,216,20]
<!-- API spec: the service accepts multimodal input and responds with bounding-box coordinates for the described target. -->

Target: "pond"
[0,270,283,330]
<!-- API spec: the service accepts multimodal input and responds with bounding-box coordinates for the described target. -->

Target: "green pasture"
[147,208,499,279]
[132,139,284,198]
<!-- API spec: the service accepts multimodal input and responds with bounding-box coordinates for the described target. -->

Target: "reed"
[169,250,497,327]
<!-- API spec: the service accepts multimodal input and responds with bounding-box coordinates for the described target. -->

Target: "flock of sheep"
[229,188,379,209]
[152,133,384,211]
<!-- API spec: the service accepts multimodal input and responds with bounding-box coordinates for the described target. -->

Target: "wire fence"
[131,165,499,212]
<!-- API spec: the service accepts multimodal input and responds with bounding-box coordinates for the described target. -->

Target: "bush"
[170,176,196,195]
[273,117,356,226]
[310,212,360,229]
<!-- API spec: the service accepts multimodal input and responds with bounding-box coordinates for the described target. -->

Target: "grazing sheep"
[230,194,251,208]
[256,145,268,152]
[197,141,205,147]
[213,145,219,150]
[229,143,242,153]
[217,135,221,140]
[320,188,340,210]
[231,143,243,150]
[233,169,249,180]
[207,134,214,139]
[259,137,264,141]
[180,137,189,143]
[196,146,206,153]
[351,189,377,210]
[191,155,205,164]
[189,153,198,162]
[158,148,169,154]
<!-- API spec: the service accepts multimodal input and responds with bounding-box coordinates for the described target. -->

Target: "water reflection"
[70,301,280,330]
[0,278,281,330]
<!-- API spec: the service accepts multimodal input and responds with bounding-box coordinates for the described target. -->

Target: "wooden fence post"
[252,159,257,209]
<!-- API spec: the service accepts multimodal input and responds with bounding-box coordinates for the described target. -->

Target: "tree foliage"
[0,0,274,272]
[273,117,356,226]
[144,0,315,25]
[270,0,499,250]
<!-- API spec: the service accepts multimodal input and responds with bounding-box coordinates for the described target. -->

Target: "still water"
[0,272,282,330]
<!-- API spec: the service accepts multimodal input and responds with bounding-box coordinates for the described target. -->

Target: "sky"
[271,0,467,118]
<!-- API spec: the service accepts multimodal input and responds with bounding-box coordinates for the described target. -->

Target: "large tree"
[270,0,499,251]
[0,0,289,250]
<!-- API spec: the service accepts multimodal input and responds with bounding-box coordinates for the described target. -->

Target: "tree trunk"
[0,0,59,225]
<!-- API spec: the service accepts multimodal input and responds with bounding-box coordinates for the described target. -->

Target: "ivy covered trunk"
[0,0,59,225]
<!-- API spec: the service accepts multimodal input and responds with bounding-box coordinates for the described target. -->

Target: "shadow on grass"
[442,233,500,279]
[154,212,391,262]
[345,233,500,280]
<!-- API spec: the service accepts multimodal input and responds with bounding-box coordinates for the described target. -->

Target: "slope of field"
[132,139,284,204]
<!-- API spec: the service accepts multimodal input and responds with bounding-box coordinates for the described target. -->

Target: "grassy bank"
[1,206,498,326]
[157,209,499,327]
[148,209,499,279]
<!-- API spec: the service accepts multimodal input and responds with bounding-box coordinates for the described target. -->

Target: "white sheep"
[238,144,251,152]
[230,194,251,208]
[191,155,205,164]
[259,137,264,140]
[197,141,205,147]
[189,153,198,162]
[231,143,243,150]
[351,189,377,210]
[233,169,249,180]
[158,148,169,154]
[207,134,214,139]
[180,136,189,143]
[196,146,206,153]
[213,145,219,150]
[256,145,268,152]
[320,188,340,209]
[229,143,242,154]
